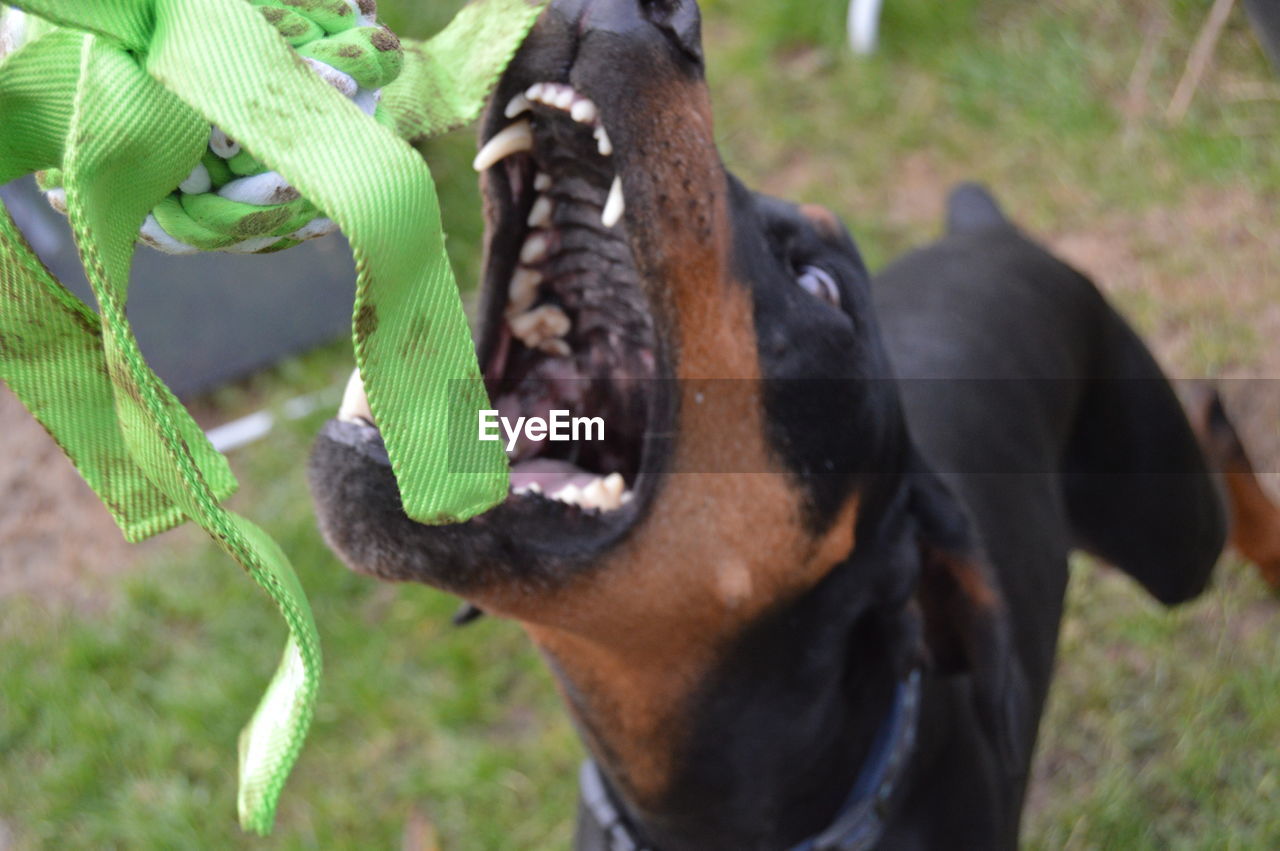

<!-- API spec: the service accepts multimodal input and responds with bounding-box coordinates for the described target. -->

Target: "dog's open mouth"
[471,81,660,514]
[333,73,668,533]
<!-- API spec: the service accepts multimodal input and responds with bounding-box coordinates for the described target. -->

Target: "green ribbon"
[0,0,543,834]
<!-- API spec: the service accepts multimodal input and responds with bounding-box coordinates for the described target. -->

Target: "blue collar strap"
[579,668,924,851]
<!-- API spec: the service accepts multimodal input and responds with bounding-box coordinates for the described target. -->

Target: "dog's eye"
[796,266,840,307]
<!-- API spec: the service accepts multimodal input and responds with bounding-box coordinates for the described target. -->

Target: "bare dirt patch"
[0,386,146,610]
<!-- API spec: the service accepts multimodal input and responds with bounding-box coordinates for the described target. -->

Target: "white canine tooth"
[338,368,374,424]
[527,195,553,228]
[526,82,546,102]
[539,339,572,358]
[509,305,571,349]
[534,172,553,192]
[472,120,533,172]
[602,176,625,228]
[571,99,599,124]
[520,231,550,264]
[506,268,542,316]
[602,473,625,502]
[514,480,543,495]
[582,477,625,512]
[595,125,613,157]
[505,93,531,118]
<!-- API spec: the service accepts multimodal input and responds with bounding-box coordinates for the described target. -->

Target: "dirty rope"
[0,0,543,833]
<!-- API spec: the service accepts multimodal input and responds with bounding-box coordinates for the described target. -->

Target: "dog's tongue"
[510,458,597,493]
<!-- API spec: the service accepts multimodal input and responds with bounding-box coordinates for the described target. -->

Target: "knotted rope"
[34,0,405,254]
[0,0,543,833]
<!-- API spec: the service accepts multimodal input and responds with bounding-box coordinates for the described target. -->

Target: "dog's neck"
[537,485,925,851]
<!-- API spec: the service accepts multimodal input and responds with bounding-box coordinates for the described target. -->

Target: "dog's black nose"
[551,0,703,65]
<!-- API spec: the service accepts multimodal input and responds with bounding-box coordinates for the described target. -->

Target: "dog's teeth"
[338,368,373,424]
[602,176,625,228]
[570,99,598,124]
[509,304,571,349]
[527,195,553,228]
[595,125,613,157]
[505,92,531,118]
[507,267,542,316]
[527,82,577,110]
[472,120,533,172]
[520,231,550,264]
[534,172,553,192]
[580,478,607,509]
[514,481,543,495]
[552,483,583,506]
[539,339,572,358]
[602,473,625,502]
[581,477,625,512]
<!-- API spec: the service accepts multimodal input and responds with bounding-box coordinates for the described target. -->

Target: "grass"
[1,349,580,850]
[2,0,1278,847]
[1028,556,1280,849]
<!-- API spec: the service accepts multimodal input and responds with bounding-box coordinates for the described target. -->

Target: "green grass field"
[2,0,1278,847]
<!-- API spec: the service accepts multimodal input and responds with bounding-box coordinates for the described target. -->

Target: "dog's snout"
[549,0,703,66]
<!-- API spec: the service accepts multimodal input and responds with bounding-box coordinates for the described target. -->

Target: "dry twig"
[1167,0,1238,123]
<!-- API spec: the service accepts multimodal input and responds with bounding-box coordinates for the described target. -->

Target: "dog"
[308,0,1280,847]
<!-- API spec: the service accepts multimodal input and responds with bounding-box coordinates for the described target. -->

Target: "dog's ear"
[909,468,1031,777]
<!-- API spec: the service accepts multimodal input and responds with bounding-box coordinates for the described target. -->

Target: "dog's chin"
[308,407,665,592]
[307,57,688,592]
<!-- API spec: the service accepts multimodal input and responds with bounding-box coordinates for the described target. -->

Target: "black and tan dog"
[308,0,1280,847]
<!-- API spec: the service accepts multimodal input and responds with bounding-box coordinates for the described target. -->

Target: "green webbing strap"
[385,0,548,146]
[0,0,544,833]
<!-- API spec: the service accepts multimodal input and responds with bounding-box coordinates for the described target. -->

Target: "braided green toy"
[33,0,406,254]
[0,0,544,834]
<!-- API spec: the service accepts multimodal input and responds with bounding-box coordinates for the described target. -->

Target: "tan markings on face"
[497,309,863,805]
[477,77,866,811]
[714,560,754,609]
[799,204,845,241]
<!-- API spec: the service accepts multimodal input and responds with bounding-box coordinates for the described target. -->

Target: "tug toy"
[0,0,543,833]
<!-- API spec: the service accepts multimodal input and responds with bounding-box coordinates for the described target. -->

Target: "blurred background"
[1,0,1277,847]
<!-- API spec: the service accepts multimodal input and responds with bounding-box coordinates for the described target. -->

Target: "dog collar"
[579,668,923,851]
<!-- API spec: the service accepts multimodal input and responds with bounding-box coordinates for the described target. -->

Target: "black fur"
[309,3,1231,848]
